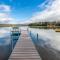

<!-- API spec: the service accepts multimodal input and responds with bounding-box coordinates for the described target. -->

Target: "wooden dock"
[9,29,42,60]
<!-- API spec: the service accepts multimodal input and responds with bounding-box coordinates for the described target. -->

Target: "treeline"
[29,22,47,26]
[56,22,60,26]
[29,22,60,26]
[0,24,27,27]
[28,22,60,29]
[0,24,17,27]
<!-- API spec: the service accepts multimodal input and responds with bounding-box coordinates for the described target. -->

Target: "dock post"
[37,33,38,41]
[30,31,31,36]
[20,29,21,34]
[11,37,13,51]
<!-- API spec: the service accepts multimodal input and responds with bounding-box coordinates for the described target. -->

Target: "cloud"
[26,0,60,23]
[0,13,15,24]
[0,4,16,24]
[38,0,53,10]
[0,4,11,12]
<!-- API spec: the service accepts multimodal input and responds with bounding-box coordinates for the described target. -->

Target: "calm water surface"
[0,27,20,60]
[29,28,60,60]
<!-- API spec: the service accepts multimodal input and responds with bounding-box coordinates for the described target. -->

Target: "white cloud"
[0,4,16,24]
[26,0,60,23]
[0,13,15,24]
[38,0,53,10]
[0,4,11,12]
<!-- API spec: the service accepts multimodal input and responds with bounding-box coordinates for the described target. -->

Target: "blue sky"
[0,0,59,24]
[0,0,46,23]
[11,0,45,20]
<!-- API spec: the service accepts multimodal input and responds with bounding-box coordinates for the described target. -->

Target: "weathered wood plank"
[9,29,42,60]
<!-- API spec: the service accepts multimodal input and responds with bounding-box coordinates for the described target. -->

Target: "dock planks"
[9,29,42,60]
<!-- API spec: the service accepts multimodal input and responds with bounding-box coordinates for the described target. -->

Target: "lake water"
[0,27,20,60]
[0,26,60,60]
[29,28,60,60]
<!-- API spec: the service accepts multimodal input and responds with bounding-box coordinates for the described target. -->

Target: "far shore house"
[47,22,56,29]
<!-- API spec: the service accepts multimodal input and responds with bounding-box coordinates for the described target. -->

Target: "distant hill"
[0,24,28,27]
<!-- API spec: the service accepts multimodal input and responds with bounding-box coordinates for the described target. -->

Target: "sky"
[0,0,60,24]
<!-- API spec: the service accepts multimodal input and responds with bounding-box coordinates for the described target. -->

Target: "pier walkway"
[9,29,42,60]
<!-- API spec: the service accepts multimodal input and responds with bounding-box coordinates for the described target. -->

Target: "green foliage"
[29,22,47,26]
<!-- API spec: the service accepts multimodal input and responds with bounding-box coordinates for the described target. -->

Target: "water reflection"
[0,27,11,60]
[0,27,20,60]
[29,28,60,60]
